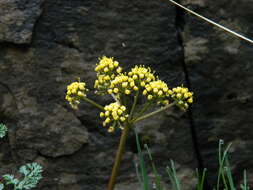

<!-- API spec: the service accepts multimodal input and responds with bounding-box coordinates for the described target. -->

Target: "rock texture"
[0,0,44,44]
[0,0,196,190]
[2,0,253,189]
[181,0,253,187]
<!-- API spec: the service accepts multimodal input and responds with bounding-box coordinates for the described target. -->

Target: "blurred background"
[0,0,253,189]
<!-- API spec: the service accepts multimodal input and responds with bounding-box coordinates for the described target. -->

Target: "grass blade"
[217,140,232,190]
[224,157,235,190]
[196,168,207,190]
[145,144,164,190]
[166,160,181,190]
[240,170,249,190]
[135,129,150,190]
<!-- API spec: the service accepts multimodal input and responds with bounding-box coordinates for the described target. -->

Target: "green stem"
[129,90,139,119]
[82,96,104,110]
[134,101,152,120]
[107,122,131,190]
[133,102,176,123]
[120,94,127,107]
[111,94,120,104]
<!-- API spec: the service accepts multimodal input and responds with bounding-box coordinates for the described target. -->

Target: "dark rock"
[0,0,44,44]
[15,104,89,158]
[0,0,197,189]
[182,0,253,187]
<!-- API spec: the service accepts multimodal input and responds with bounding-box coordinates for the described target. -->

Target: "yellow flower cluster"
[94,74,115,93]
[94,56,123,94]
[95,56,122,74]
[171,86,193,109]
[143,80,171,105]
[108,74,138,95]
[107,66,157,96]
[128,65,155,87]
[66,81,88,109]
[100,102,129,132]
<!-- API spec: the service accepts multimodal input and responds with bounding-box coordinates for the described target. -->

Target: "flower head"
[143,80,171,105]
[94,56,123,94]
[95,56,122,74]
[128,65,156,87]
[109,74,136,95]
[100,102,128,132]
[171,86,193,109]
[66,81,88,109]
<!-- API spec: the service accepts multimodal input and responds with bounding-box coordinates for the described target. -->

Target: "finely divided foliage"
[0,124,43,190]
[3,163,43,190]
[0,124,7,138]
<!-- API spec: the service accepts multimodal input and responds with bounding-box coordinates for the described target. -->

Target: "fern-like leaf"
[0,123,7,138]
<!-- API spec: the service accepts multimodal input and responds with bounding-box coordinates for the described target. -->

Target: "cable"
[168,0,253,44]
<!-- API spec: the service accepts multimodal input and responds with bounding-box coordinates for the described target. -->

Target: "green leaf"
[196,168,207,190]
[3,163,43,190]
[145,144,164,190]
[217,140,232,190]
[134,129,150,190]
[16,163,43,190]
[224,158,235,190]
[3,174,19,185]
[0,123,7,138]
[166,160,181,190]
[240,170,249,190]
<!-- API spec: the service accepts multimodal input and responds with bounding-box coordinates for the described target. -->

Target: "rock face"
[181,0,253,187]
[0,0,44,44]
[0,0,252,189]
[3,0,253,189]
[0,0,197,190]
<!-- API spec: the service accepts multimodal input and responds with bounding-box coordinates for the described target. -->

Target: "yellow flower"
[147,95,153,100]
[117,67,122,73]
[105,111,110,116]
[113,88,119,93]
[109,74,133,95]
[95,56,121,73]
[125,89,131,95]
[66,81,88,109]
[133,86,138,91]
[122,82,128,88]
[171,86,193,109]
[140,82,145,87]
[188,98,193,103]
[107,65,157,96]
[94,56,123,94]
[108,126,115,133]
[143,80,171,105]
[127,65,156,88]
[99,102,129,132]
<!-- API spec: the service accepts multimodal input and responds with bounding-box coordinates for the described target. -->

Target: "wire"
[168,0,253,44]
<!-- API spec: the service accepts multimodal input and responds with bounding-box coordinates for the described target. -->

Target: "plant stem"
[111,94,120,104]
[107,122,131,190]
[129,91,139,119]
[133,102,152,120]
[133,102,176,123]
[82,96,104,110]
